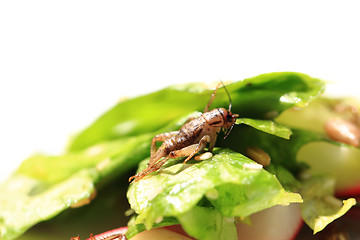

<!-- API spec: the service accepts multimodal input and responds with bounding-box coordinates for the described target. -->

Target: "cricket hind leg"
[129,155,171,182]
[168,135,211,164]
[129,148,168,182]
[145,135,210,180]
[150,131,179,163]
[129,135,211,182]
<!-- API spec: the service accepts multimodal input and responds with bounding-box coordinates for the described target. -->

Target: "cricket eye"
[226,114,233,122]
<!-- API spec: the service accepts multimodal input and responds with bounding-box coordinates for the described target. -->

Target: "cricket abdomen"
[163,117,206,153]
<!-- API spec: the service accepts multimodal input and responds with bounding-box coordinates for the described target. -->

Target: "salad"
[0,72,359,240]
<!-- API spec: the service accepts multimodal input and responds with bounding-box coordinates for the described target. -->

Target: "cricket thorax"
[203,108,235,128]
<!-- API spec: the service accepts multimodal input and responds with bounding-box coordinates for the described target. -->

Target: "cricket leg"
[152,144,206,177]
[168,135,211,165]
[129,155,171,182]
[150,131,179,162]
[183,135,211,164]
[166,143,206,174]
[130,135,212,182]
[151,131,179,157]
[207,135,217,152]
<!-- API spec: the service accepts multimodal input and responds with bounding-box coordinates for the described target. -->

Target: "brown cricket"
[129,82,239,182]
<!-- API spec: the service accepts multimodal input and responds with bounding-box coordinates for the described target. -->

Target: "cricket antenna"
[220,80,233,112]
[224,123,235,139]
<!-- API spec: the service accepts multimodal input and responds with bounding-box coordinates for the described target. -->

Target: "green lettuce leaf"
[18,175,139,240]
[300,176,356,234]
[236,118,292,139]
[265,164,301,192]
[127,149,302,239]
[0,134,152,240]
[0,72,326,239]
[0,171,97,240]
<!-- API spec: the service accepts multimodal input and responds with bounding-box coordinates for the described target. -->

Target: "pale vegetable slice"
[297,142,360,190]
[131,228,193,240]
[236,204,302,240]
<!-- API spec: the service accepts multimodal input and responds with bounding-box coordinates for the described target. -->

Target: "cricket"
[129,82,239,182]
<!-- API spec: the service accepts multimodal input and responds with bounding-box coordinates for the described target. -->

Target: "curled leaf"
[300,176,356,234]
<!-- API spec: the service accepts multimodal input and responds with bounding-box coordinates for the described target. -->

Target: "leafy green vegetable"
[0,171,97,240]
[0,134,154,240]
[300,176,356,234]
[0,72,334,240]
[18,175,137,240]
[127,149,302,239]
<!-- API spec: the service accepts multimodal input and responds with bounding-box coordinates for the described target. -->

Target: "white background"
[0,1,359,183]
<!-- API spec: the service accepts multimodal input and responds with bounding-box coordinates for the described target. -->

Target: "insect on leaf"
[68,72,325,152]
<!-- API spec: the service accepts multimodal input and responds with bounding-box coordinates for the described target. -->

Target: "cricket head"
[218,108,239,138]
[204,80,239,138]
